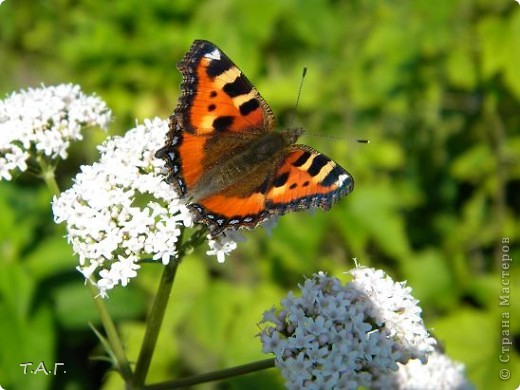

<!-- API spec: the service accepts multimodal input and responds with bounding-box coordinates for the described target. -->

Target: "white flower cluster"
[349,267,436,364]
[0,84,111,180]
[53,118,239,297]
[374,349,474,389]
[259,267,439,389]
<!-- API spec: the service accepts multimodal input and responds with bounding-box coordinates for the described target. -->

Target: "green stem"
[88,283,134,382]
[143,358,275,389]
[36,155,60,197]
[132,228,184,387]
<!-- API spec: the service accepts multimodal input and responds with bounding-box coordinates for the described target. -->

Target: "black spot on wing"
[292,151,312,167]
[213,116,234,131]
[289,183,297,190]
[210,91,217,98]
[208,104,216,111]
[273,172,289,187]
[206,58,233,78]
[223,74,252,97]
[239,98,260,116]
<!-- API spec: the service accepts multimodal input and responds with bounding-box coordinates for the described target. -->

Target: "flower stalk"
[88,282,133,382]
[144,358,275,389]
[36,155,60,197]
[132,228,183,387]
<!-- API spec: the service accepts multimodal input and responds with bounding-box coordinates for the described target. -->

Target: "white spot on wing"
[205,48,221,60]
[337,173,350,187]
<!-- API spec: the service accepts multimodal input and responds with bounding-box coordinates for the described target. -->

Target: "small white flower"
[206,230,245,263]
[259,267,438,389]
[0,84,111,180]
[53,118,240,296]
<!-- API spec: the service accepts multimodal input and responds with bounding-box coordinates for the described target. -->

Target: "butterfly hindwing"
[187,156,279,233]
[265,145,354,214]
[186,145,354,234]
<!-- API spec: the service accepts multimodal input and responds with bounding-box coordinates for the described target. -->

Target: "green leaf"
[25,236,76,280]
[447,47,476,89]
[503,11,520,99]
[451,144,495,183]
[348,185,411,259]
[402,249,457,309]
[0,261,35,319]
[53,281,145,330]
[477,16,507,78]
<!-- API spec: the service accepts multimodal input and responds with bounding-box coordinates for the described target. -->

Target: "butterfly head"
[281,127,305,145]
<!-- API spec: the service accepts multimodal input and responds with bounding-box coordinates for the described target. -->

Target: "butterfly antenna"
[289,67,307,125]
[307,132,370,144]
[291,68,369,144]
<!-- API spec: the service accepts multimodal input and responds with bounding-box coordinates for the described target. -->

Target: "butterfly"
[156,40,354,235]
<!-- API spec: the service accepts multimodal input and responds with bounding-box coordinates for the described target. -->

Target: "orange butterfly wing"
[176,40,275,135]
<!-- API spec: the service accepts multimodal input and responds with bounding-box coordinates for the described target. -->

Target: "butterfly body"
[156,40,354,234]
[190,128,304,202]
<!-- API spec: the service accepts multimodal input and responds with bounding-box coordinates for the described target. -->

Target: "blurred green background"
[1,0,519,389]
